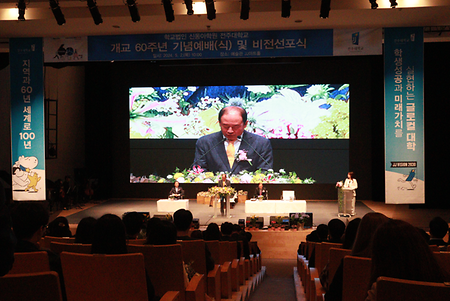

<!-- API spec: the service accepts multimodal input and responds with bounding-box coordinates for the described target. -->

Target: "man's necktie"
[227,141,235,167]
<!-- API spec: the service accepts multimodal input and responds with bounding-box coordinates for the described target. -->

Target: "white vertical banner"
[384,27,424,204]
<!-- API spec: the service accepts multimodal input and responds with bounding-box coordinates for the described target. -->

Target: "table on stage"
[157,199,189,212]
[245,200,307,214]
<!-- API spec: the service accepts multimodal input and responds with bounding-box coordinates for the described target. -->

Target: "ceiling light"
[281,0,290,18]
[126,0,140,22]
[205,0,216,20]
[389,0,398,8]
[184,0,194,15]
[49,0,66,25]
[87,0,103,25]
[369,0,378,9]
[17,0,26,21]
[240,0,249,20]
[320,0,330,19]
[162,0,175,22]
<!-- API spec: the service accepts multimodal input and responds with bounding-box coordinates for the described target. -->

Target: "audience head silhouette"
[122,211,145,239]
[91,214,127,254]
[351,212,389,257]
[429,216,449,240]
[173,209,193,232]
[369,218,447,285]
[204,223,221,241]
[342,217,361,250]
[146,219,177,245]
[75,216,97,244]
[46,216,72,237]
[327,218,346,243]
[11,202,49,245]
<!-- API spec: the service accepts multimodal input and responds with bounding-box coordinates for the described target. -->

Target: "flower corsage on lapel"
[236,150,252,165]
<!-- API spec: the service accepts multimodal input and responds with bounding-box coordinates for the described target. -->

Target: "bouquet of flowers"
[208,186,236,197]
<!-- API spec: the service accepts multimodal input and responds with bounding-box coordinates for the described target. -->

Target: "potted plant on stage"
[289,213,310,230]
[246,215,259,230]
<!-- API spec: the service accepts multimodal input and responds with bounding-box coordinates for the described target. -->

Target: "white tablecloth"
[157,199,190,212]
[245,200,307,214]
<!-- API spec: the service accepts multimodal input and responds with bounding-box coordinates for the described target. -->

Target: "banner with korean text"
[87,29,333,61]
[384,27,424,204]
[10,38,46,201]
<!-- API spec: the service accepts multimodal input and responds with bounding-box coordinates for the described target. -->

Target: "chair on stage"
[376,276,450,301]
[127,244,205,301]
[0,271,63,301]
[179,240,221,301]
[60,252,150,301]
[342,256,372,301]
[8,251,50,275]
[50,241,92,254]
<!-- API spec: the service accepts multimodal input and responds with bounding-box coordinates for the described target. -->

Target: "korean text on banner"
[10,38,46,201]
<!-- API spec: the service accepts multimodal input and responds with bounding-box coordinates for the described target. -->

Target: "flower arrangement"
[289,213,310,227]
[130,167,315,184]
[246,215,259,228]
[208,186,236,197]
[336,181,343,188]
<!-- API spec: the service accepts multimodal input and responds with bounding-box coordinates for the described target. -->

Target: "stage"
[65,198,374,227]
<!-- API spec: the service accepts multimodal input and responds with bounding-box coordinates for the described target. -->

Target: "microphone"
[241,135,272,170]
[190,137,226,170]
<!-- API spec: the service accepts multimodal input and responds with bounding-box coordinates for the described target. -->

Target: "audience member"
[145,217,165,244]
[245,231,261,255]
[220,222,234,240]
[366,219,448,301]
[122,211,145,240]
[327,219,346,243]
[428,216,449,248]
[0,180,15,276]
[341,218,361,250]
[91,214,128,255]
[231,224,250,259]
[46,216,72,237]
[74,217,97,244]
[203,223,222,241]
[173,209,215,272]
[11,202,64,295]
[324,212,389,301]
[190,229,204,239]
[301,223,328,267]
[146,219,178,245]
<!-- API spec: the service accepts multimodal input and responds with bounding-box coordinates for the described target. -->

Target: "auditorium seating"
[376,276,450,301]
[60,252,151,301]
[0,271,63,301]
[342,256,372,301]
[50,241,92,254]
[8,251,50,274]
[328,248,351,284]
[433,251,450,275]
[206,240,232,299]
[127,244,205,301]
[40,236,75,249]
[219,241,240,293]
[179,240,221,301]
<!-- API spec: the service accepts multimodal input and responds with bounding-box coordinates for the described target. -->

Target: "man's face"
[219,109,247,142]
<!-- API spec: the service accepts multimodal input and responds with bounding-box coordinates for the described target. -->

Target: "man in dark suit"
[168,181,184,200]
[253,182,268,200]
[193,106,273,174]
[217,173,231,215]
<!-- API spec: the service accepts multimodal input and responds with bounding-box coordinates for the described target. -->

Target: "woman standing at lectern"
[343,172,358,215]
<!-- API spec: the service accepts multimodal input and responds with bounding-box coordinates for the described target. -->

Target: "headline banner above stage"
[384,27,424,204]
[10,38,46,201]
[87,29,333,61]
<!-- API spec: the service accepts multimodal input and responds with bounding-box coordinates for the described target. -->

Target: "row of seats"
[296,241,450,301]
[1,237,265,301]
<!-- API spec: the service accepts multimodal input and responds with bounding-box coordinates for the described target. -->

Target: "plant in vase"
[289,213,310,230]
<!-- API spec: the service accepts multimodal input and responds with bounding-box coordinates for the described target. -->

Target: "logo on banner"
[390,161,418,190]
[53,44,83,61]
[352,32,360,45]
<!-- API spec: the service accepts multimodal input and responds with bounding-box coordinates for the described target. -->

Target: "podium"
[212,194,231,218]
[337,188,354,217]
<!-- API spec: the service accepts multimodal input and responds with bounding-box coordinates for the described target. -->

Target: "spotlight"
[49,0,66,25]
[184,0,194,15]
[389,0,398,8]
[17,0,26,21]
[162,0,175,22]
[87,0,103,25]
[205,0,216,20]
[281,0,290,18]
[126,0,140,22]
[240,0,249,20]
[369,0,378,9]
[320,0,330,19]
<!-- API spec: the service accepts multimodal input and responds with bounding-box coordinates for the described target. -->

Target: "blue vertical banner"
[10,38,46,201]
[384,27,424,204]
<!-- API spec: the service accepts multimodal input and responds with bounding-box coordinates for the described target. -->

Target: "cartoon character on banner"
[397,169,417,190]
[12,155,41,192]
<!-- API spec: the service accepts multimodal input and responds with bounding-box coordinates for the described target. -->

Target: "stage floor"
[65,199,374,227]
